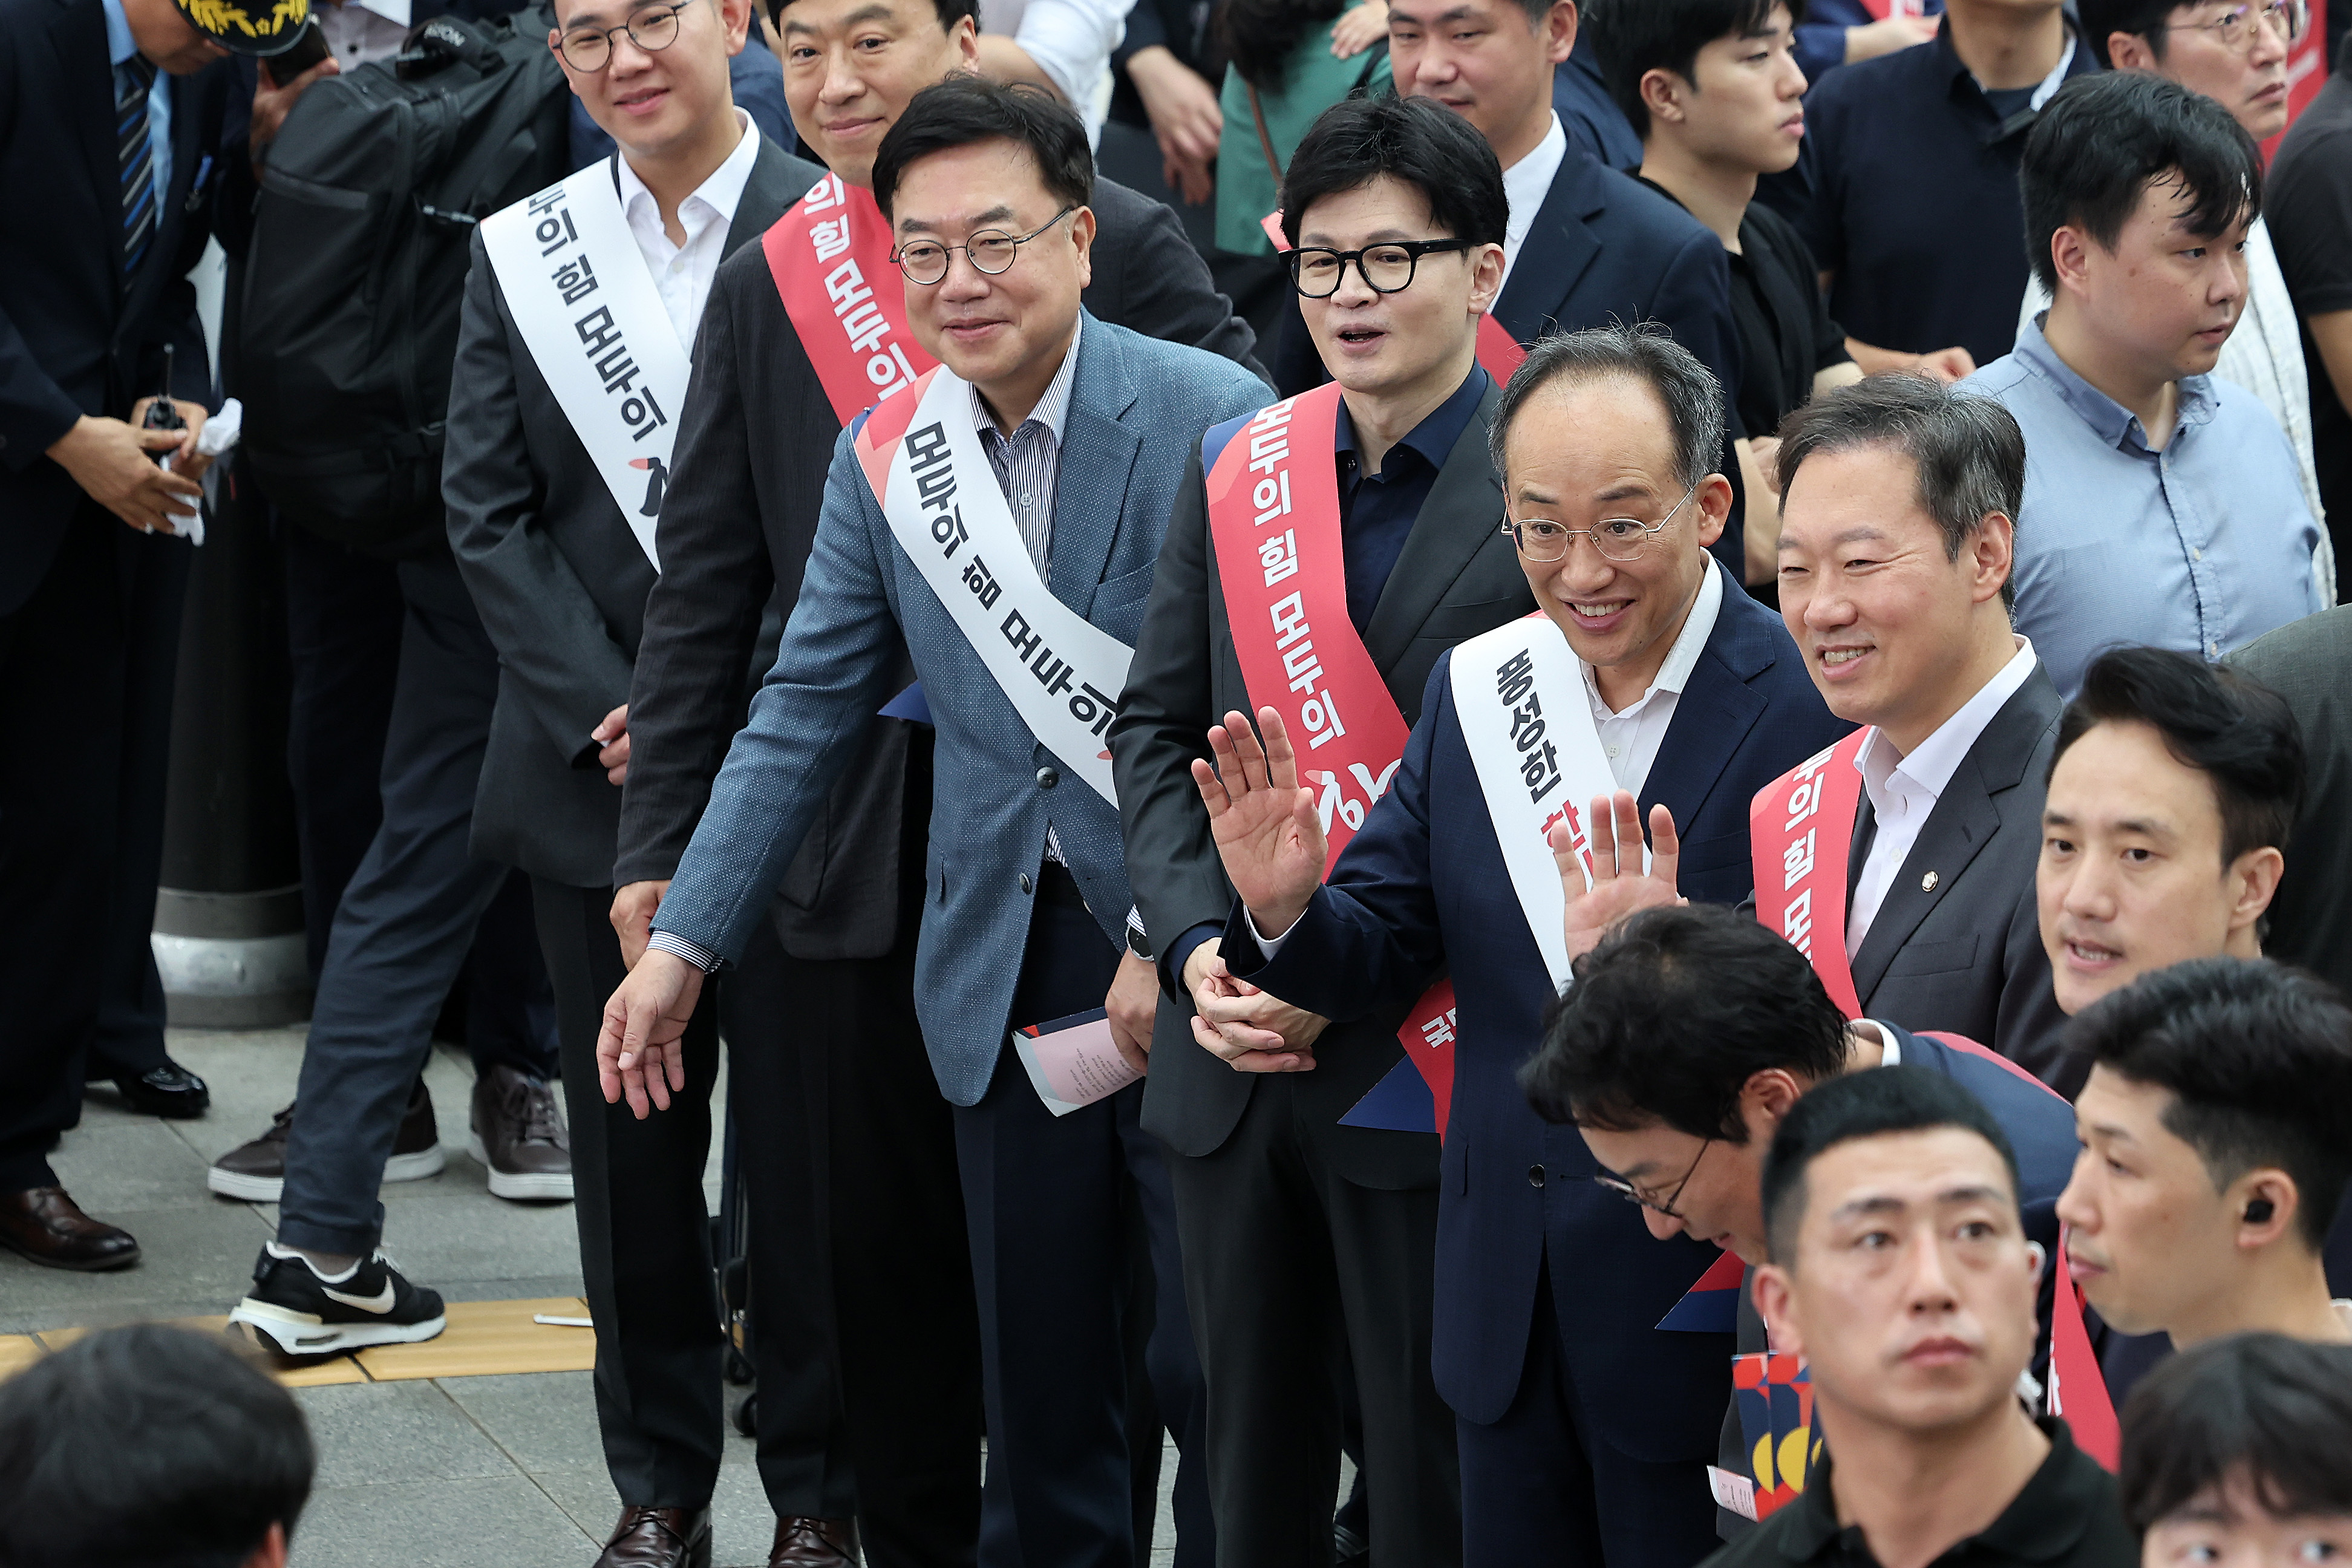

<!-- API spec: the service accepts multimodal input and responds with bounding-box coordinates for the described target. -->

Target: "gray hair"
[1774,374,2025,611]
[1487,321,1725,495]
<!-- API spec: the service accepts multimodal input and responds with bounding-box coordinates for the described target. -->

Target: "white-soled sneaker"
[228,1244,447,1356]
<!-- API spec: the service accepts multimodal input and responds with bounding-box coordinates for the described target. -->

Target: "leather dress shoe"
[0,1186,140,1271]
[108,1060,211,1119]
[770,1516,858,1566]
[594,1506,711,1568]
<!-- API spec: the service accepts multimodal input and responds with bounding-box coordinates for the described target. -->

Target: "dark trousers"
[1166,1079,1459,1567]
[1457,1266,1721,1568]
[953,888,1210,1568]
[0,514,138,1188]
[535,879,984,1564]
[274,554,556,1256]
[281,523,554,1074]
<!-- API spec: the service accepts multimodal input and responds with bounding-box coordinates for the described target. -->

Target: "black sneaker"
[229,1246,448,1356]
[207,1082,445,1203]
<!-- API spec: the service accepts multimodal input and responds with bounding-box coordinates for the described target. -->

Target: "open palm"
[1191,707,1327,935]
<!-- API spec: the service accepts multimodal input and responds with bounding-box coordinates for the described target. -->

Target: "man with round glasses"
[1181,320,1843,1568]
[1111,92,1534,1568]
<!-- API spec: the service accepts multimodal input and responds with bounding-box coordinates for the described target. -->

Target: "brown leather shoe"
[594,1506,710,1568]
[0,1186,140,1271]
[769,1517,858,1566]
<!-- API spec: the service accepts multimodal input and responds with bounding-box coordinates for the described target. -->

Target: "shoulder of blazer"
[728,139,824,245]
[1968,662,2063,797]
[1695,566,1792,687]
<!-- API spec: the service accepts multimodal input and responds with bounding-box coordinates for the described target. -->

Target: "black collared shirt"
[1701,1417,2137,1568]
[1787,19,2097,367]
[1333,364,1491,632]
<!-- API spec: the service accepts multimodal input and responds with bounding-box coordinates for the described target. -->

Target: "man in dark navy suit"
[1188,325,1848,1568]
[0,0,236,1267]
[1524,903,2080,1539]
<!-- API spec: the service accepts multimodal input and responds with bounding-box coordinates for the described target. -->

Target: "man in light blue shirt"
[1962,70,2322,699]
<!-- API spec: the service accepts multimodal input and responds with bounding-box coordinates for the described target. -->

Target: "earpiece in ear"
[2244,1198,2276,1226]
[2024,1240,2047,1273]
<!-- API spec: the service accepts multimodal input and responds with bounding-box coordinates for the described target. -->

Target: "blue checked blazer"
[652,312,1270,1104]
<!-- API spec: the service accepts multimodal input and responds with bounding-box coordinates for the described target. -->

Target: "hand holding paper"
[1191,707,1327,939]
[1560,789,1684,961]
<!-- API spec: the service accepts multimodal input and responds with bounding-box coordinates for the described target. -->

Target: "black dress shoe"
[110,1060,211,1119]
[595,1506,711,1568]
[0,1187,140,1271]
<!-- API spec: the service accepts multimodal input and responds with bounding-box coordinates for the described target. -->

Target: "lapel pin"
[1921,871,1940,893]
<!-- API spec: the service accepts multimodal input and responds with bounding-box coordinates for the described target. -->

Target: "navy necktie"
[117,54,160,286]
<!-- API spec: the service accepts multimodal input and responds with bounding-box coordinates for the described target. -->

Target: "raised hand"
[1189,707,1327,938]
[1557,789,1685,959]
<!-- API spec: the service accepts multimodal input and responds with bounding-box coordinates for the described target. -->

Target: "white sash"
[480,162,690,569]
[1449,615,1630,990]
[867,368,1133,804]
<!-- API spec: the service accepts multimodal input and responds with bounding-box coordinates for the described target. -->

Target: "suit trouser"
[1165,1077,1459,1567]
[0,513,132,1189]
[273,554,557,1256]
[953,886,1211,1568]
[280,523,555,1074]
[534,878,983,1563]
[1456,1264,1721,1568]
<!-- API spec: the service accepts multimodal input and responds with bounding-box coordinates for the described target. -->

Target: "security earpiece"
[2244,1198,2276,1226]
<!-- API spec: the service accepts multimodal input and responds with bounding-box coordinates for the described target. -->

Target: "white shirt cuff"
[647,931,720,973]
[1246,906,1303,961]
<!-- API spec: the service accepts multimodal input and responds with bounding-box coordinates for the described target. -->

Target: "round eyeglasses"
[1593,1138,1714,1222]
[890,207,1078,286]
[1500,481,1700,564]
[1287,238,1477,299]
[2163,0,2305,50]
[555,1,690,71]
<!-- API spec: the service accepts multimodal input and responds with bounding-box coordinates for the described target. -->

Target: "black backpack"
[237,5,571,557]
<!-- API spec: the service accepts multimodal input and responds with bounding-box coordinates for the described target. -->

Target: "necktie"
[117,54,160,285]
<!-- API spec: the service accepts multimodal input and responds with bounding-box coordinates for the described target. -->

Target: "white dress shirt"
[1500,113,1567,290]
[615,108,760,348]
[979,0,1132,143]
[1845,637,2038,956]
[316,0,413,69]
[1580,557,1723,798]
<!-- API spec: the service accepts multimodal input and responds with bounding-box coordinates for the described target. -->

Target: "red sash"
[765,172,936,426]
[1203,384,1460,1132]
[1259,207,1526,391]
[1749,731,1870,1018]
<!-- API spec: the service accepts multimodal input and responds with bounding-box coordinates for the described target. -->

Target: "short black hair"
[1278,94,1508,251]
[1490,322,1725,493]
[770,0,975,38]
[1760,1067,2021,1264]
[0,1324,315,1567]
[2066,958,2352,1250]
[1775,373,2025,612]
[2120,1333,2352,1533]
[2054,646,2305,866]
[2079,0,2186,68]
[1585,0,1799,140]
[1525,904,1848,1140]
[871,76,1093,223]
[2020,71,2262,295]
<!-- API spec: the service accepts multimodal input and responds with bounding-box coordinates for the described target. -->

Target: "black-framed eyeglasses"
[554,0,693,71]
[1287,238,1477,299]
[1501,480,1700,564]
[2164,0,2305,50]
[1594,1138,1714,1221]
[890,206,1077,286]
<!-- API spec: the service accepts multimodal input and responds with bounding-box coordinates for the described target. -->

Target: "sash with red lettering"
[766,172,936,426]
[1259,208,1528,386]
[1203,383,1463,1134]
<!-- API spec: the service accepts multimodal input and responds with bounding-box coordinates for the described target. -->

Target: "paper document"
[1013,1007,1140,1116]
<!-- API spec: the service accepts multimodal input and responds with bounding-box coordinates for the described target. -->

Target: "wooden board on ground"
[0,1336,42,1380]
[354,1297,596,1381]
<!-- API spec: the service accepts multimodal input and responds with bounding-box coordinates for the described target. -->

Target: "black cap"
[173,0,315,56]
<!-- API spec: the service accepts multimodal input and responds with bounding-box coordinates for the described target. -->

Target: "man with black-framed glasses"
[1174,312,1844,1568]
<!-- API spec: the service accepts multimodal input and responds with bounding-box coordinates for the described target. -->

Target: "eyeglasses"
[555,1,692,71]
[1287,238,1477,299]
[1500,481,1700,563]
[1594,1138,1714,1221]
[2164,0,2304,50]
[890,206,1078,286]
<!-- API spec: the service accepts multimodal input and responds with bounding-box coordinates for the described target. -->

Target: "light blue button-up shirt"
[1962,318,2322,699]
[102,0,172,207]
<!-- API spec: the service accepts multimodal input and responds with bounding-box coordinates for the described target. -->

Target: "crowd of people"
[5,0,2352,1562]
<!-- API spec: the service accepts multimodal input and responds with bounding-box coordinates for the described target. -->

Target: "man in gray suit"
[601,79,1268,1568]
[1570,374,2068,1085]
[2231,610,2352,1002]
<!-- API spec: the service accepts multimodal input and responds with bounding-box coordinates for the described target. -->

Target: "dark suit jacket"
[1109,381,1535,1187]
[2230,607,2352,1001]
[0,0,229,614]
[1223,579,1851,1446]
[615,174,1267,961]
[1841,664,2070,1090]
[442,138,822,887]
